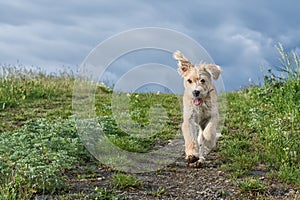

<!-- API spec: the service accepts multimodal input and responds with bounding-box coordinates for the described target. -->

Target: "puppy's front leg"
[182,121,199,163]
[188,120,217,168]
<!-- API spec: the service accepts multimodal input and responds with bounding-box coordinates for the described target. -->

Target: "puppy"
[173,51,221,168]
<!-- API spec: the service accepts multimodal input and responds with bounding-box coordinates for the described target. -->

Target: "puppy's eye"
[187,79,192,84]
[200,79,205,84]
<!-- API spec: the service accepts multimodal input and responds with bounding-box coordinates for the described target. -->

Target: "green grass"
[0,45,299,198]
[219,45,300,193]
[0,65,181,198]
[111,173,141,189]
[95,92,181,153]
[0,65,74,110]
[237,177,267,193]
[219,77,300,194]
[0,66,73,133]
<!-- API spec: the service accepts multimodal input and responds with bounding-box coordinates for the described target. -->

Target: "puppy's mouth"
[193,98,203,106]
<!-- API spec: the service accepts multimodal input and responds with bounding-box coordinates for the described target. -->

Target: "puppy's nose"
[192,90,200,97]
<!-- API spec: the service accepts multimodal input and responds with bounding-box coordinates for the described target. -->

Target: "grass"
[0,65,73,110]
[111,173,141,189]
[221,79,299,182]
[94,187,125,200]
[0,65,181,198]
[95,92,181,153]
[0,44,299,198]
[219,45,300,195]
[0,65,73,133]
[237,177,267,193]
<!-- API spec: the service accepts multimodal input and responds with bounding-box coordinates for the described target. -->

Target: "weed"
[149,188,166,197]
[275,43,300,79]
[237,177,267,193]
[111,173,141,189]
[94,187,125,200]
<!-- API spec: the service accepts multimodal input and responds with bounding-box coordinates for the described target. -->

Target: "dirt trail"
[63,150,299,200]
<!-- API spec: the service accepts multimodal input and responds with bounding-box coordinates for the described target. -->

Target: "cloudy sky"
[1,0,300,91]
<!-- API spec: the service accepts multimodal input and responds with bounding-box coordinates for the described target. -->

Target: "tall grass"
[275,43,300,78]
[0,65,74,109]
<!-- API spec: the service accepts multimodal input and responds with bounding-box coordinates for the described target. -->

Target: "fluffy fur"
[173,51,221,167]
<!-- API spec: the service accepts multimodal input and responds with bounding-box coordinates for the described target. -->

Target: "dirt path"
[132,152,237,199]
[62,150,299,200]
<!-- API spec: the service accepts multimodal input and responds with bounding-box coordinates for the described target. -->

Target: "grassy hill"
[0,47,299,199]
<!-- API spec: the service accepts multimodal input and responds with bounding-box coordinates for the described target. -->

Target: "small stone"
[287,189,295,196]
[217,170,224,176]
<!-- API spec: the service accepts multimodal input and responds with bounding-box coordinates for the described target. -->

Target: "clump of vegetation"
[237,177,267,193]
[0,118,90,198]
[0,65,74,109]
[111,173,141,189]
[220,44,300,192]
[94,187,125,200]
[275,43,300,79]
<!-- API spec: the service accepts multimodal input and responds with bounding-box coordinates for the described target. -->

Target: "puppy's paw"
[185,155,199,163]
[188,157,205,168]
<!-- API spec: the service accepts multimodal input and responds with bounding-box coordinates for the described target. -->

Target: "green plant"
[111,173,141,189]
[149,188,166,197]
[264,43,299,90]
[237,177,267,193]
[94,187,124,200]
[275,43,300,79]
[0,171,33,200]
[0,118,90,196]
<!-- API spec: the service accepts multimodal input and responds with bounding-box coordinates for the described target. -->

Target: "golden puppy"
[173,51,221,167]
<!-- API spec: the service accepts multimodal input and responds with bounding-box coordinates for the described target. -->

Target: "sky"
[1,0,300,91]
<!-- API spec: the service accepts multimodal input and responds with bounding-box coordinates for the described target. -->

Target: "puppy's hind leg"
[199,121,217,159]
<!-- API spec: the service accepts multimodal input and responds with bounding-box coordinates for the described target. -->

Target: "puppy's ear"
[173,51,192,76]
[204,64,221,80]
